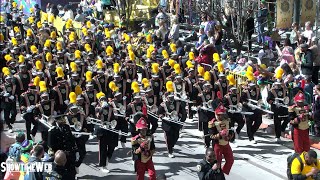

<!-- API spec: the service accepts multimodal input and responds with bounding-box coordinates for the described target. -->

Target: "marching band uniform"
[20,83,39,140]
[197,72,215,148]
[47,115,79,180]
[150,63,163,106]
[184,61,197,119]
[1,74,17,131]
[158,81,186,158]
[208,104,234,175]
[53,78,70,114]
[214,67,228,98]
[14,64,32,98]
[267,79,289,141]
[289,91,311,153]
[131,117,156,180]
[95,92,118,173]
[93,62,108,94]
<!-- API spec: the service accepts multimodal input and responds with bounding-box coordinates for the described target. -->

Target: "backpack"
[287,153,304,180]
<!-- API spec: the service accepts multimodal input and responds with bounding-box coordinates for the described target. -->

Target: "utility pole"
[293,0,300,23]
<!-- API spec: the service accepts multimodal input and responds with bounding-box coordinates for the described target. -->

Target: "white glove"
[9,95,14,100]
[64,100,69,105]
[75,152,80,161]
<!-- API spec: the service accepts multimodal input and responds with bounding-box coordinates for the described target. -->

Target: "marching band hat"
[215,103,226,114]
[40,92,49,98]
[136,117,148,129]
[71,73,79,77]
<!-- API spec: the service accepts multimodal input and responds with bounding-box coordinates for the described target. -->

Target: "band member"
[131,117,156,180]
[53,68,70,114]
[83,81,97,117]
[241,71,262,144]
[224,75,244,141]
[289,91,311,153]
[126,82,147,137]
[141,78,158,135]
[184,61,197,119]
[197,72,215,148]
[47,115,79,180]
[149,63,163,106]
[214,63,228,97]
[109,81,128,147]
[158,81,187,158]
[14,64,32,99]
[267,70,289,142]
[1,71,17,132]
[44,61,58,87]
[20,83,39,140]
[95,92,118,173]
[208,104,234,175]
[93,61,108,94]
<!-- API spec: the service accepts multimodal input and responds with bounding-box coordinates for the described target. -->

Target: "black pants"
[99,135,116,167]
[24,113,38,140]
[229,112,245,142]
[312,66,319,85]
[164,129,180,154]
[148,116,158,135]
[3,105,17,128]
[247,32,253,50]
[274,114,289,138]
[117,117,128,143]
[62,152,76,180]
[75,136,89,167]
[245,110,262,141]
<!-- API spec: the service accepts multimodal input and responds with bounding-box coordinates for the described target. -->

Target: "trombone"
[274,97,290,108]
[86,117,129,136]
[228,103,254,115]
[162,111,184,126]
[147,105,159,119]
[174,93,193,103]
[200,100,215,112]
[39,114,55,129]
[248,99,274,114]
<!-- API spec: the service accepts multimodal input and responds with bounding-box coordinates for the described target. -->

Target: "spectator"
[207,31,215,45]
[301,21,314,46]
[299,43,313,78]
[196,41,216,65]
[101,0,112,10]
[168,16,179,41]
[43,150,67,179]
[313,84,320,136]
[258,42,274,65]
[304,76,315,99]
[291,150,320,179]
[196,27,207,48]
[225,59,237,71]
[276,39,294,66]
[289,62,300,76]
[0,121,15,154]
[34,4,41,22]
[74,9,85,23]
[245,10,255,51]
[25,145,45,180]
[214,24,223,54]
[62,5,74,20]
[233,58,248,72]
[256,0,268,45]
[94,0,103,20]
[204,16,215,35]
[57,5,65,17]
[309,37,320,84]
[175,40,185,57]
[290,22,300,50]
[280,63,294,84]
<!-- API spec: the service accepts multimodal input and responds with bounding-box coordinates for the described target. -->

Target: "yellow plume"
[198,66,205,76]
[146,34,152,43]
[246,71,255,81]
[247,66,253,73]
[204,71,211,81]
[85,71,92,82]
[19,4,23,10]
[14,26,20,33]
[56,41,62,51]
[4,54,13,61]
[69,92,77,104]
[151,63,159,74]
[39,81,47,92]
[75,85,82,96]
[86,21,91,29]
[18,55,25,63]
[96,92,106,100]
[213,53,220,62]
[275,68,284,80]
[36,60,43,70]
[44,39,51,48]
[96,59,104,69]
[26,29,33,37]
[50,31,56,39]
[113,63,120,74]
[217,62,224,73]
[174,63,181,74]
[106,46,113,56]
[131,81,140,93]
[70,62,77,72]
[109,81,119,92]
[30,8,34,13]
[127,44,133,51]
[0,33,4,41]
[84,44,91,52]
[168,59,175,68]
[28,16,34,24]
[12,2,17,8]
[146,48,152,59]
[149,45,155,52]
[189,52,195,60]
[0,16,4,22]
[105,28,111,38]
[82,27,88,36]
[56,67,64,78]
[162,50,169,59]
[141,78,150,88]
[65,22,71,29]
[186,60,194,69]
[2,67,11,76]
[129,51,135,61]
[166,81,174,93]
[46,52,52,61]
[260,64,267,69]
[42,13,48,21]
[37,21,42,29]
[69,33,75,42]
[12,37,18,46]
[227,75,236,86]
[30,45,38,53]
[75,50,81,59]
[33,76,40,86]
[123,33,130,42]
[170,43,177,53]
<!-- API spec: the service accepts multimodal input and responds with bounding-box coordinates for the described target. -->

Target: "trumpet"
[86,117,129,136]
[174,93,193,103]
[162,111,184,126]
[274,97,290,108]
[248,99,274,114]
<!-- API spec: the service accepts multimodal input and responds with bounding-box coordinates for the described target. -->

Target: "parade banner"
[300,0,317,25]
[276,0,293,28]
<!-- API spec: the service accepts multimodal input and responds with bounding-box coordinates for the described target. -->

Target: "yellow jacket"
[291,152,320,180]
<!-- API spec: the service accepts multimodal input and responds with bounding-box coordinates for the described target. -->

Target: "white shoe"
[121,142,126,148]
[8,128,13,133]
[75,167,79,174]
[30,135,35,141]
[250,140,257,144]
[275,138,281,143]
[168,153,175,158]
[235,133,240,140]
[230,142,238,148]
[101,166,110,173]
